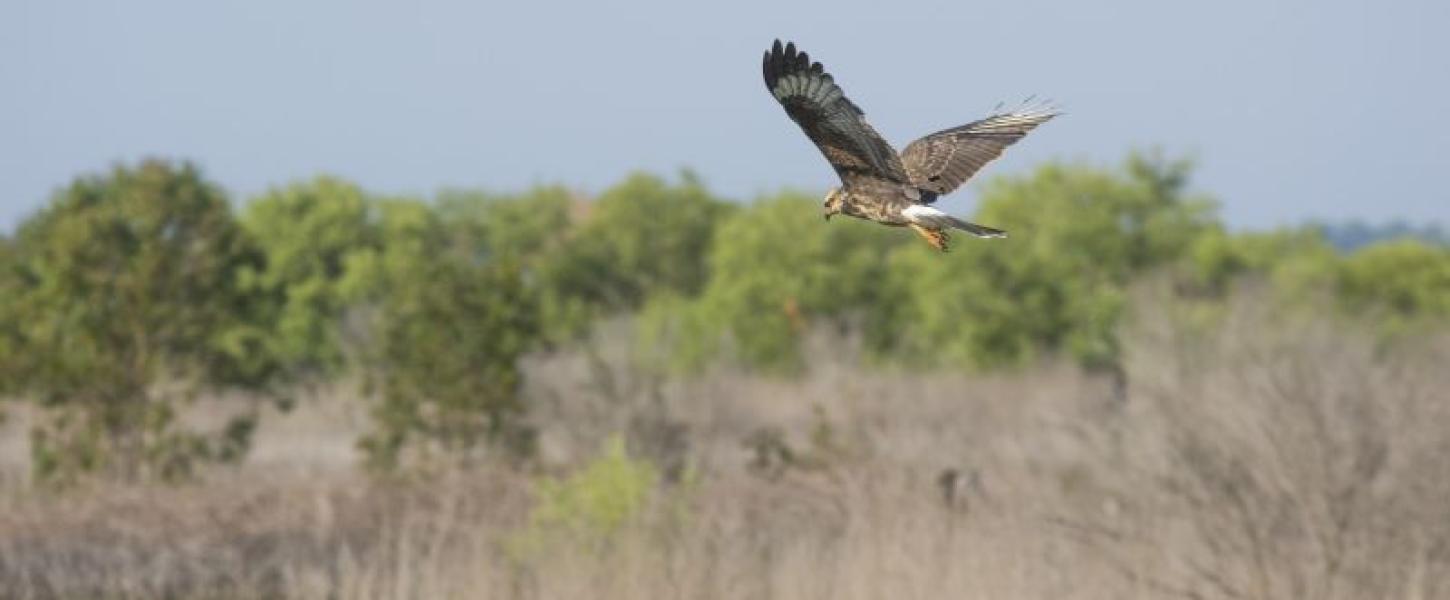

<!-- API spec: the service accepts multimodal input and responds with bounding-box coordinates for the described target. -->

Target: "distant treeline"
[1316,220,1449,252]
[2,154,1448,483]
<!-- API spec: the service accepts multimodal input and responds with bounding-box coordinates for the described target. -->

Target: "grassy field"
[2,300,1448,599]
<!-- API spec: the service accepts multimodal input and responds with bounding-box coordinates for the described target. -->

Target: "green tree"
[887,153,1218,371]
[240,177,379,377]
[1337,239,1450,333]
[0,160,277,483]
[350,200,542,470]
[0,235,26,415]
[547,172,732,329]
[642,191,908,374]
[435,185,576,263]
[524,435,658,545]
[436,174,732,347]
[1181,226,1338,302]
[437,186,589,340]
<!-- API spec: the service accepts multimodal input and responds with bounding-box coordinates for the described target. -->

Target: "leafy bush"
[435,185,576,263]
[886,153,1217,370]
[437,185,590,341]
[1337,239,1450,333]
[240,176,379,377]
[1181,226,1337,300]
[0,160,278,483]
[512,434,658,556]
[352,200,542,471]
[546,172,732,330]
[640,192,907,373]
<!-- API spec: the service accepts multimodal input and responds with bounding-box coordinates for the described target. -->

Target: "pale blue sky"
[3,0,1447,229]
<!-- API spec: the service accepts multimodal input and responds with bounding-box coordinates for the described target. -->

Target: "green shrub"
[511,435,659,557]
[0,160,279,483]
[545,172,732,329]
[435,185,575,263]
[240,177,379,377]
[436,185,590,341]
[352,200,542,471]
[886,153,1218,371]
[1181,226,1337,300]
[642,191,907,374]
[1338,239,1450,334]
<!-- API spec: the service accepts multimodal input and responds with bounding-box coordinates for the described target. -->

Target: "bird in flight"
[762,39,1059,251]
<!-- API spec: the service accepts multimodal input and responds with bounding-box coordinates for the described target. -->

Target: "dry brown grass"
[1,298,1448,599]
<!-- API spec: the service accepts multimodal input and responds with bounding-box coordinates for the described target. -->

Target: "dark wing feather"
[900,102,1060,198]
[763,40,909,184]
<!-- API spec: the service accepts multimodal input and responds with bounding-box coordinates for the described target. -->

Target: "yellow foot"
[910,224,951,252]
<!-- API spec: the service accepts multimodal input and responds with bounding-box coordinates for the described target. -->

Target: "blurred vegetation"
[1336,239,1450,334]
[353,200,541,470]
[886,153,1217,372]
[0,161,275,483]
[545,171,734,340]
[1,155,1447,483]
[240,177,379,378]
[510,434,659,559]
[641,191,905,374]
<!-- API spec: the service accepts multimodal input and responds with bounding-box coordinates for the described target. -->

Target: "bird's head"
[823,187,846,221]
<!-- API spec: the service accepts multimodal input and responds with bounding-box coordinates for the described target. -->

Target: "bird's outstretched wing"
[900,102,1060,198]
[763,40,909,184]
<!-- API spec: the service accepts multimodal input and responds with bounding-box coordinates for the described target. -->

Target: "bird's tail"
[902,204,1008,239]
[949,217,1007,239]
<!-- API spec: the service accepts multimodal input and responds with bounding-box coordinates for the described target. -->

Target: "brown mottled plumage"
[762,39,1059,251]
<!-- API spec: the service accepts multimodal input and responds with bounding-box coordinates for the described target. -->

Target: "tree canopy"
[2,155,1446,481]
[0,160,276,482]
